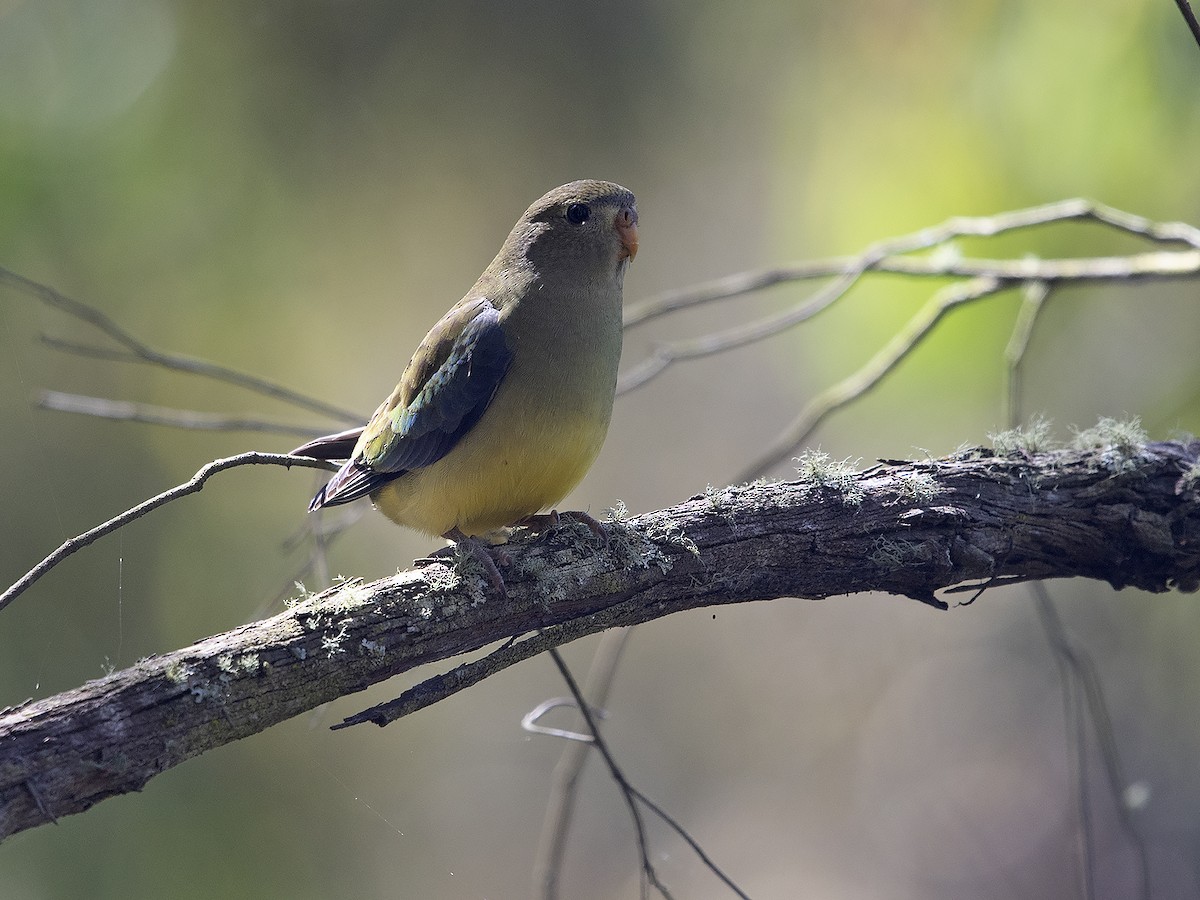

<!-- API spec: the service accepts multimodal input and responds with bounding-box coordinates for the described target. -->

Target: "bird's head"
[508,180,638,285]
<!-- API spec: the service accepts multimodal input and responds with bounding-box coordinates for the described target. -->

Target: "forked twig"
[532,628,633,898]
[546,647,750,899]
[619,199,1200,395]
[737,275,1001,480]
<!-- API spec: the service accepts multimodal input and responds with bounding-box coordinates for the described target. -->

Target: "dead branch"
[35,390,329,437]
[0,453,337,614]
[0,264,362,424]
[1,440,1197,842]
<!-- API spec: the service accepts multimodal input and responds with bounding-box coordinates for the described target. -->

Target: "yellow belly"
[370,408,609,537]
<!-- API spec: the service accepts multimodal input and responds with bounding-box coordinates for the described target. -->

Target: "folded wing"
[294,297,513,510]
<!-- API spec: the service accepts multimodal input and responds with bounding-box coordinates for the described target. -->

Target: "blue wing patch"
[375,302,512,471]
[304,299,513,510]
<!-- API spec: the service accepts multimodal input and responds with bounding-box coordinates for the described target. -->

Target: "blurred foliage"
[2,1,1199,897]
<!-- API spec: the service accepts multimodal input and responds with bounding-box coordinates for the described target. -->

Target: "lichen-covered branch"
[2,441,1198,842]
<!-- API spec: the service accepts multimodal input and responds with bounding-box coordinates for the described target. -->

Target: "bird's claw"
[515,509,608,546]
[442,527,509,597]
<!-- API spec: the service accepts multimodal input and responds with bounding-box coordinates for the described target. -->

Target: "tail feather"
[291,426,364,461]
[307,458,403,511]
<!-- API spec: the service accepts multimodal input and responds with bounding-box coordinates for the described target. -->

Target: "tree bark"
[1,441,1198,841]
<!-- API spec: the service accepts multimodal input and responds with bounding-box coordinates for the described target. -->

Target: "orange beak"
[615,206,639,261]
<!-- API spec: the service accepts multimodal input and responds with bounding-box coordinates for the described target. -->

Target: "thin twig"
[618,199,1200,395]
[1034,586,1095,900]
[1001,281,1051,428]
[547,647,751,899]
[623,199,1200,328]
[623,258,857,328]
[1175,0,1200,50]
[1032,585,1152,900]
[36,390,327,437]
[737,275,1002,480]
[622,249,1200,332]
[546,648,671,900]
[332,629,565,729]
[1000,314,1150,900]
[533,628,633,898]
[1,265,361,424]
[0,452,337,613]
[623,783,749,900]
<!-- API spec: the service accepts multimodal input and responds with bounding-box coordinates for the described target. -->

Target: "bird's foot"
[516,509,609,545]
[442,527,509,596]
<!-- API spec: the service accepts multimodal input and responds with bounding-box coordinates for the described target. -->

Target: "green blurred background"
[2,1,1199,897]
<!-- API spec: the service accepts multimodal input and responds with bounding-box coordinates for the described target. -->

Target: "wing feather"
[302,298,512,510]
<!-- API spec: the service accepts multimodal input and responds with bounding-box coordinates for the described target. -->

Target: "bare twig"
[622,257,855,328]
[1176,0,1200,50]
[546,644,750,897]
[998,294,1150,900]
[334,604,641,732]
[622,199,1200,327]
[622,249,1200,333]
[622,783,750,900]
[618,199,1200,395]
[331,629,566,729]
[533,628,633,898]
[37,390,327,437]
[0,452,337,614]
[1036,584,1095,900]
[1001,280,1051,428]
[738,275,1001,480]
[1,265,361,424]
[1032,584,1152,900]
[546,648,670,899]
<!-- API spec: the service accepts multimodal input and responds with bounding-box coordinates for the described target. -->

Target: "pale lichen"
[794,450,864,506]
[284,581,316,609]
[321,624,349,657]
[888,470,946,505]
[868,537,932,568]
[989,415,1056,455]
[359,638,387,658]
[645,518,700,560]
[605,500,631,524]
[704,484,739,528]
[1072,416,1149,473]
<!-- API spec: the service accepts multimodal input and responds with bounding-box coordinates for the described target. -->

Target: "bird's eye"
[565,203,591,225]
